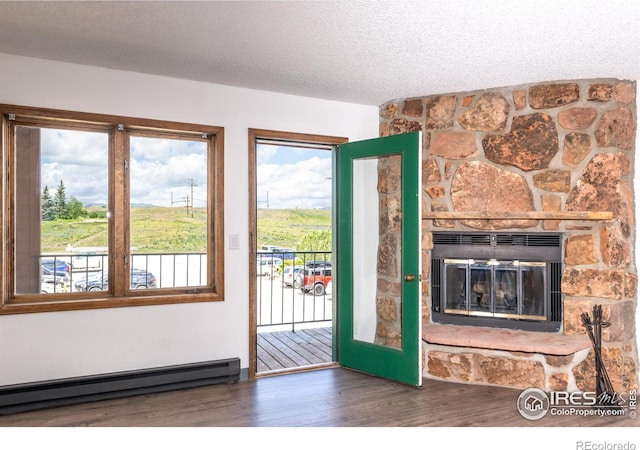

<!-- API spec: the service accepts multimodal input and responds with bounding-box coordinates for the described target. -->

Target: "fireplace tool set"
[580,304,620,406]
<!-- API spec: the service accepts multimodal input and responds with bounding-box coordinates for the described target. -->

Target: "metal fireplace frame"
[430,232,563,332]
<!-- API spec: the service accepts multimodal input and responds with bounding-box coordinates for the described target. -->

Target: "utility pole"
[188,178,197,217]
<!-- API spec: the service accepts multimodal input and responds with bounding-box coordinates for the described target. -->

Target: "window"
[1,105,224,313]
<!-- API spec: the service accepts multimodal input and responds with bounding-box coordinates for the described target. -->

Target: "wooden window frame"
[0,104,225,314]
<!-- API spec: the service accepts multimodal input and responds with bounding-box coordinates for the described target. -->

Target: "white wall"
[0,53,379,386]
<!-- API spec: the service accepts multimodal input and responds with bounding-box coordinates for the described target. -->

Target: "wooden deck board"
[270,332,327,365]
[257,327,333,373]
[260,332,315,367]
[256,346,281,373]
[301,328,333,353]
[257,335,299,370]
[280,328,332,357]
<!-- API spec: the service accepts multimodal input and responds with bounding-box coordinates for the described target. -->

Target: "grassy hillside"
[256,208,331,250]
[41,207,330,253]
[41,206,208,253]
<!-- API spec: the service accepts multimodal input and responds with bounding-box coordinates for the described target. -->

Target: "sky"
[256,143,332,209]
[40,128,109,206]
[40,128,207,208]
[38,129,331,210]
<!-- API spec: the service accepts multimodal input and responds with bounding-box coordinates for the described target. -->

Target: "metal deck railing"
[256,251,332,331]
[38,251,333,333]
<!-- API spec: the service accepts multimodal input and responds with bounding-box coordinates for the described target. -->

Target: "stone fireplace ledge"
[423,323,591,356]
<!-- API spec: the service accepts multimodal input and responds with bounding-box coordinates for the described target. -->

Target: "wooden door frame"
[248,129,347,380]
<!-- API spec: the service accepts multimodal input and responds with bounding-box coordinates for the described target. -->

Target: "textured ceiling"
[0,0,639,106]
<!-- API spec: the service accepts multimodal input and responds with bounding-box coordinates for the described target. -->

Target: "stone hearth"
[379,79,639,392]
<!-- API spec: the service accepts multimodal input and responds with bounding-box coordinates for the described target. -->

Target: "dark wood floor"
[257,326,333,373]
[0,366,637,429]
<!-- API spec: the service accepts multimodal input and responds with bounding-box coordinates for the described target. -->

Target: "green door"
[336,132,422,386]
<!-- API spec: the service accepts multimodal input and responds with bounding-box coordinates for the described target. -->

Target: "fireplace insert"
[431,232,562,332]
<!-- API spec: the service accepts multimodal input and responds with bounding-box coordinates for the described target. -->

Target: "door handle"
[404,274,416,282]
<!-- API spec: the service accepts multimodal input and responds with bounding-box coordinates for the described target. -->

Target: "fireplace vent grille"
[433,233,490,245]
[433,232,561,248]
[495,233,561,247]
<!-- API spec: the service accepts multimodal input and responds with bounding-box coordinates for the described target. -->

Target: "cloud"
[38,131,331,210]
[257,144,332,209]
[41,128,107,166]
[39,129,208,207]
[130,136,208,207]
[41,129,109,205]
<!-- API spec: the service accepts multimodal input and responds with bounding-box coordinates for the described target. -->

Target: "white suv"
[257,256,283,278]
[282,265,303,287]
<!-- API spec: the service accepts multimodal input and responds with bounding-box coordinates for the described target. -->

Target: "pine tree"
[55,180,67,219]
[41,185,56,221]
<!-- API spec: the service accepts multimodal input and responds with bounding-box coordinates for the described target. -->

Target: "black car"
[301,260,332,269]
[74,268,157,291]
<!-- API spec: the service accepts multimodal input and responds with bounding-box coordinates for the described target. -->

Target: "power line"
[257,191,269,208]
[170,179,199,217]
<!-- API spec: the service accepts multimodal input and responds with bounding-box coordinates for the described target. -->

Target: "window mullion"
[111,127,127,297]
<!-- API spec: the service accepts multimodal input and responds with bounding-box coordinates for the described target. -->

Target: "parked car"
[71,253,104,270]
[294,261,331,289]
[41,265,70,293]
[301,260,332,269]
[41,280,66,294]
[257,256,283,278]
[41,258,72,277]
[259,246,296,260]
[299,264,332,296]
[74,268,157,291]
[282,265,303,287]
[41,265,69,283]
[129,268,158,289]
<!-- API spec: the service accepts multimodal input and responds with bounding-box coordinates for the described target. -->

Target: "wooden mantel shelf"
[422,211,613,221]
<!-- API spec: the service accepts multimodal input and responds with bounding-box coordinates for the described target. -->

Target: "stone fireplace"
[380,79,639,392]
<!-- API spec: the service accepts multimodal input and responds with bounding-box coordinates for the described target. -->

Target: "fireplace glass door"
[444,259,546,321]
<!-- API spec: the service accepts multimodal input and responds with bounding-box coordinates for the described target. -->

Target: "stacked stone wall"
[379,79,639,391]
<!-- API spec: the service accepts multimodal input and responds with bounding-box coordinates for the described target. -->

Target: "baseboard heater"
[0,357,240,415]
